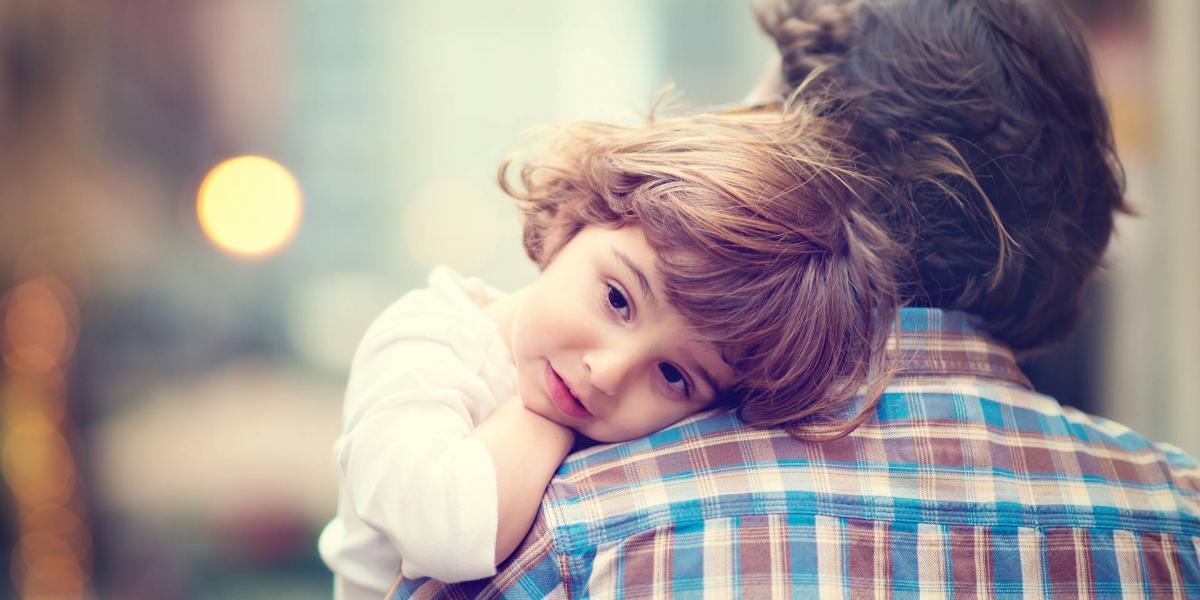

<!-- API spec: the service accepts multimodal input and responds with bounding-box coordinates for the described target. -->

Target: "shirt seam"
[545,494,1200,555]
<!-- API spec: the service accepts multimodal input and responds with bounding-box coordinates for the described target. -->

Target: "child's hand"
[471,396,575,565]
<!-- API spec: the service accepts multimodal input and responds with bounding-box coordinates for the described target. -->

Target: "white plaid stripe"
[815,515,846,600]
[651,527,672,599]
[1114,529,1147,598]
[586,538,619,599]
[767,514,790,600]
[1017,528,1043,600]
[974,528,993,600]
[873,521,889,600]
[701,519,734,600]
[917,523,947,600]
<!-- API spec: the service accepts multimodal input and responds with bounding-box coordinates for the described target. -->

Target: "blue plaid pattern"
[393,308,1200,598]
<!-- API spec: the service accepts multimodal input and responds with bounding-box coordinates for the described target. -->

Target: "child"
[318,103,905,598]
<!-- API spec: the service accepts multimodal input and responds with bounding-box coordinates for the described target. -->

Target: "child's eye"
[606,284,631,320]
[659,363,690,397]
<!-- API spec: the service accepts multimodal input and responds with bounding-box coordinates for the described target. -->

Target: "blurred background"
[0,0,1195,598]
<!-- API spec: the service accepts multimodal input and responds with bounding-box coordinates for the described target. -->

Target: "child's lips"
[545,362,592,419]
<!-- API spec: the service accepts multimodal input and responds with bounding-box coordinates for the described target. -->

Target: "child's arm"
[333,298,552,584]
[468,396,575,565]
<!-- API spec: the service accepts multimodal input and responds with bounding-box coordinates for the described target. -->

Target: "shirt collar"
[891,307,1032,389]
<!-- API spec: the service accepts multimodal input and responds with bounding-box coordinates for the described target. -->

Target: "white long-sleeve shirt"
[318,267,518,599]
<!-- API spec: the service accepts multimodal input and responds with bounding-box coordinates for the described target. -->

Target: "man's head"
[757,0,1130,352]
[500,108,904,439]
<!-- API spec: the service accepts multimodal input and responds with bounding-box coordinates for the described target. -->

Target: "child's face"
[509,225,735,443]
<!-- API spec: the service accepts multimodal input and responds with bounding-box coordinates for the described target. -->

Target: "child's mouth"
[545,362,591,419]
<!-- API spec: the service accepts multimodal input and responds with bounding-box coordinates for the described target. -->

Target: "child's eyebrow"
[612,248,658,311]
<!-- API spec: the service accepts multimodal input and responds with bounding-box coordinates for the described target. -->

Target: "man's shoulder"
[391,388,1200,599]
[541,390,1200,553]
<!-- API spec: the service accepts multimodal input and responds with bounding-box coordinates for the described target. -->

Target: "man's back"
[394,308,1200,599]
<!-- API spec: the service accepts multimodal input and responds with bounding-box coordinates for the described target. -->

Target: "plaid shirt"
[392,308,1200,599]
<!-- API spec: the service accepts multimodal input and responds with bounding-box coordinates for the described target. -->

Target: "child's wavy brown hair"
[757,0,1131,352]
[499,105,904,440]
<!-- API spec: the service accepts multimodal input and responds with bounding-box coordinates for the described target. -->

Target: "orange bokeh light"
[2,418,76,507]
[18,554,87,597]
[19,506,88,552]
[2,277,78,375]
[2,374,67,426]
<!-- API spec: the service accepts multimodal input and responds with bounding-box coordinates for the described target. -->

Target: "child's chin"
[525,398,563,425]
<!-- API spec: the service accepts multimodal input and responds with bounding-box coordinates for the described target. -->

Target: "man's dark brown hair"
[757,0,1131,352]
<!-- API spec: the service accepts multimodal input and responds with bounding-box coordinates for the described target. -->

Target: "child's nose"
[583,348,639,398]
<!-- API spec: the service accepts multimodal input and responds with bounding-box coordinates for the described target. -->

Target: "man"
[393,0,1200,596]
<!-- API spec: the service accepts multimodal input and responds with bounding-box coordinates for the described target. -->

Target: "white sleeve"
[336,398,497,583]
[335,309,501,583]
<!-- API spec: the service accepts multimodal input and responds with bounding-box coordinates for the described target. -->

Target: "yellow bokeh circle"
[197,155,302,258]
